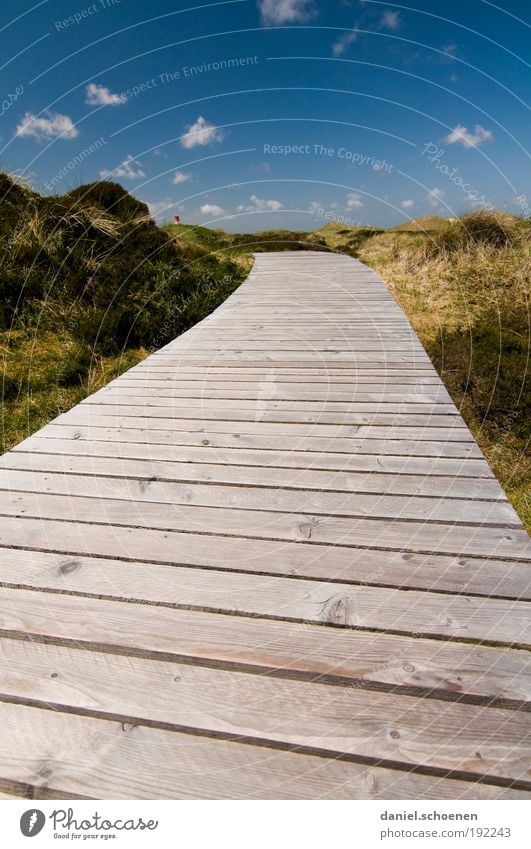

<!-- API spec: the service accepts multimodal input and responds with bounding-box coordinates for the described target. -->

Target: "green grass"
[0,175,252,452]
[388,215,454,233]
[314,222,385,253]
[164,223,332,253]
[1,331,146,450]
[164,222,235,250]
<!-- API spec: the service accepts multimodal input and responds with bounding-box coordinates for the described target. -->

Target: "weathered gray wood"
[83,396,459,415]
[1,450,500,495]
[0,489,525,556]
[0,702,525,799]
[117,378,445,390]
[44,415,477,444]
[0,250,529,800]
[1,588,529,702]
[1,517,529,599]
[1,638,529,782]
[131,367,440,378]
[4,464,497,515]
[0,468,510,523]
[131,360,440,372]
[15,431,486,462]
[0,531,527,643]
[27,420,478,444]
[93,386,453,403]
[55,406,466,427]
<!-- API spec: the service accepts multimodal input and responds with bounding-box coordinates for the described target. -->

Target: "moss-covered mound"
[0,174,251,451]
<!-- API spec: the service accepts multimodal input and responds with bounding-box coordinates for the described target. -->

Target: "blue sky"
[1,0,530,230]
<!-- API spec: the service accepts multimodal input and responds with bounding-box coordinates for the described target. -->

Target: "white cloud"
[381,10,401,30]
[346,193,363,208]
[238,194,283,212]
[200,204,225,216]
[308,201,322,213]
[180,115,224,149]
[442,43,458,57]
[99,154,145,180]
[148,199,175,219]
[15,111,78,141]
[172,171,191,184]
[85,83,127,106]
[401,199,415,209]
[258,0,316,25]
[427,187,445,208]
[332,29,358,57]
[444,124,493,148]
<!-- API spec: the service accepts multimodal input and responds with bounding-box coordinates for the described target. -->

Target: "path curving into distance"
[0,251,529,799]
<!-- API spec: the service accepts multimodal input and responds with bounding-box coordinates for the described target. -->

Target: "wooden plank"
[187,316,424,322]
[0,468,510,526]
[159,344,428,353]
[0,453,502,511]
[118,376,444,387]
[130,368,440,378]
[191,308,416,314]
[0,588,529,702]
[0,450,505,500]
[60,404,465,427]
[130,361,438,372]
[0,487,527,561]
[28,421,478,444]
[83,396,459,414]
[116,367,440,377]
[0,532,528,644]
[15,431,486,462]
[139,355,434,364]
[1,637,529,783]
[179,334,420,341]
[0,476,521,534]
[93,386,453,404]
[1,510,528,598]
[0,702,524,799]
[49,411,475,439]
[1,502,528,598]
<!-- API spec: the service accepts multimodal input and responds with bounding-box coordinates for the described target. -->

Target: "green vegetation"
[388,215,454,233]
[166,223,329,253]
[313,222,385,253]
[1,176,528,529]
[0,174,251,451]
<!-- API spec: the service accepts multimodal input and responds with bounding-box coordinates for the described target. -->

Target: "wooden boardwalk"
[0,251,530,800]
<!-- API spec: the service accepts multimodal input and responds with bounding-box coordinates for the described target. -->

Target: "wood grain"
[1,638,530,782]
[1,588,529,703]
[0,702,526,799]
